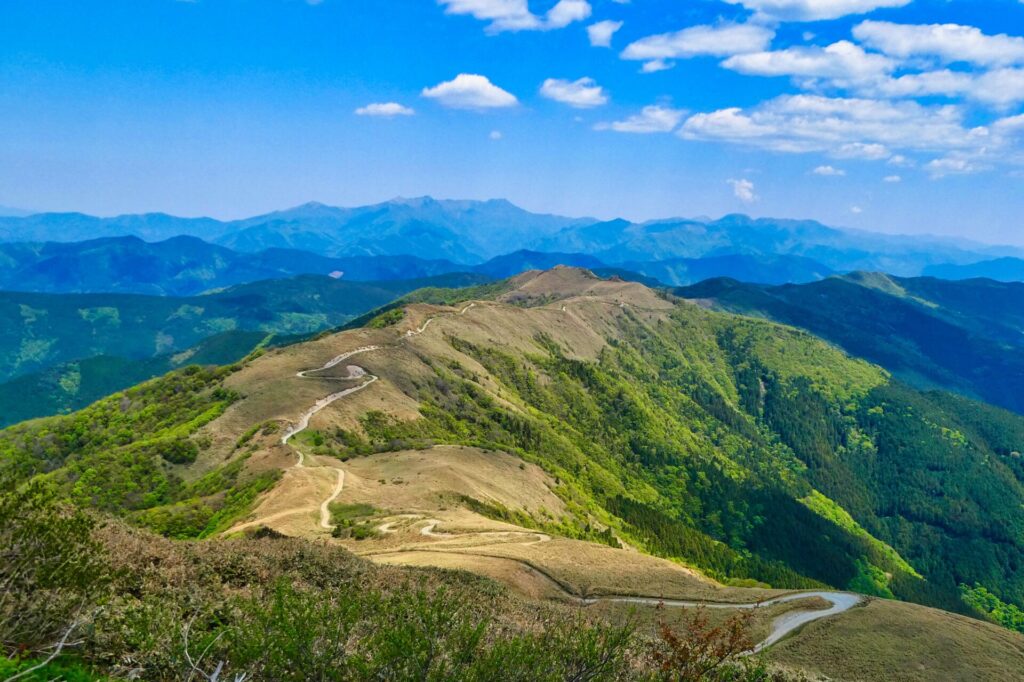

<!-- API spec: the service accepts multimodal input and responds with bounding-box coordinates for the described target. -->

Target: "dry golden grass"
[769,597,1024,681]
[338,445,567,518]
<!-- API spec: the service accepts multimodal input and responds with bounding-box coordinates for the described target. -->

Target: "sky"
[2,1,1024,245]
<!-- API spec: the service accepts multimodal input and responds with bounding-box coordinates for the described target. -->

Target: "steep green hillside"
[679,274,1024,415]
[345,298,1024,613]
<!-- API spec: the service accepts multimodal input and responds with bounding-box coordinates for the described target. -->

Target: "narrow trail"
[366,515,862,653]
[230,303,476,534]
[233,298,863,652]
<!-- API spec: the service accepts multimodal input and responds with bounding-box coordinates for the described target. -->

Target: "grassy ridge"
[315,299,1024,617]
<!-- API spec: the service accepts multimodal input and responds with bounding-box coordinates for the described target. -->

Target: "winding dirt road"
[233,299,864,652]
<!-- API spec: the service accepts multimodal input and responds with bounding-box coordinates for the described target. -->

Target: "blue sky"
[2,0,1024,244]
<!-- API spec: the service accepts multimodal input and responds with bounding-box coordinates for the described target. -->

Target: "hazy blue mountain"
[679,273,1024,414]
[621,253,834,286]
[2,199,1019,275]
[924,258,1024,282]
[0,211,224,243]
[0,205,32,217]
[0,197,586,263]
[541,214,1018,275]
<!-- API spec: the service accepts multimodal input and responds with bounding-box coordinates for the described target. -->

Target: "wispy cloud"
[722,0,911,22]
[728,178,758,203]
[438,0,591,33]
[595,105,687,133]
[622,23,773,73]
[354,102,415,117]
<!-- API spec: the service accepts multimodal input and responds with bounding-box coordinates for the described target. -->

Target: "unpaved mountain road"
[233,299,865,652]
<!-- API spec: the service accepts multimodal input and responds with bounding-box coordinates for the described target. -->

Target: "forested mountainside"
[679,273,1024,415]
[0,273,488,425]
[5,269,1024,628]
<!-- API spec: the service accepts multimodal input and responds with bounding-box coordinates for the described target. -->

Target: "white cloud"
[587,19,623,47]
[595,105,687,133]
[850,205,864,214]
[622,23,774,61]
[438,0,591,33]
[422,74,518,109]
[354,102,415,117]
[994,113,1024,136]
[546,0,591,28]
[926,154,984,177]
[728,178,758,203]
[883,174,902,182]
[722,41,895,80]
[852,67,1024,107]
[836,142,890,160]
[641,59,675,73]
[813,164,846,175]
[540,77,609,108]
[853,21,1024,67]
[679,94,988,158]
[721,0,911,22]
[489,130,503,140]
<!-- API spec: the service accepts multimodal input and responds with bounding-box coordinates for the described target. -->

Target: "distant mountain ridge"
[1,197,1019,274]
[924,257,1024,282]
[0,197,588,263]
[0,238,847,295]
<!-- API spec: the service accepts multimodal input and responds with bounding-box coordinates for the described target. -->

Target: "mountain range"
[1,197,1019,276]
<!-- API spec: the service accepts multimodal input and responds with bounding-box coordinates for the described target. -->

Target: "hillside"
[4,267,1024,680]
[0,272,490,424]
[679,274,1024,414]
